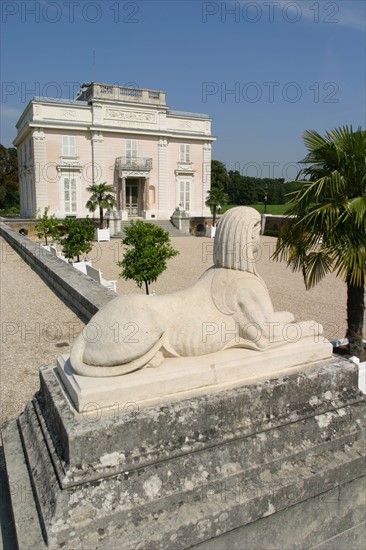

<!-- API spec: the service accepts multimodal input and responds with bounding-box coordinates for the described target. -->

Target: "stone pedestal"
[105,211,121,237]
[2,357,365,549]
[171,209,190,235]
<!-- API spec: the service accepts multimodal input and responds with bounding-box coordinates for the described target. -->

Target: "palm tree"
[206,183,229,227]
[273,125,366,359]
[86,182,117,229]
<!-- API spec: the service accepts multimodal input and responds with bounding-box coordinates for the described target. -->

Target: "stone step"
[111,219,191,239]
[6,360,365,549]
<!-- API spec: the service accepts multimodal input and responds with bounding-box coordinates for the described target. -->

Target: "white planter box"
[72,261,92,275]
[205,226,216,238]
[95,228,110,242]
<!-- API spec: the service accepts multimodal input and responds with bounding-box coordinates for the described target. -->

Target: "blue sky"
[1,0,365,179]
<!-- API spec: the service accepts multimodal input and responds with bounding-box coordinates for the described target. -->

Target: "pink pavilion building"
[14,82,216,227]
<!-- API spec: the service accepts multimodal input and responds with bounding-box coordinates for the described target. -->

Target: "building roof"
[167,109,210,119]
[31,97,210,119]
[33,96,89,106]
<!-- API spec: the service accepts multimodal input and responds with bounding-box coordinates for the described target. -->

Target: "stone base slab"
[2,358,366,549]
[193,478,366,550]
[58,337,333,412]
[3,419,365,550]
[2,420,47,550]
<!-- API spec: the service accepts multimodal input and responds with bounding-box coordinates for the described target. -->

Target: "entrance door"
[126,182,139,216]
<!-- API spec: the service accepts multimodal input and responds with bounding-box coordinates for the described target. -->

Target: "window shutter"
[185,183,190,207]
[64,178,70,208]
[126,140,138,160]
[179,181,185,207]
[71,178,77,212]
[62,136,76,156]
[180,144,185,162]
[180,144,191,162]
[69,136,76,157]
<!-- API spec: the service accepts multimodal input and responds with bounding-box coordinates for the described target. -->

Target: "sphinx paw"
[146,351,164,368]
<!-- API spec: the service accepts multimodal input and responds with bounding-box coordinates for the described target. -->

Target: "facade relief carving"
[176,162,195,174]
[32,128,45,140]
[92,132,104,143]
[170,119,204,133]
[106,119,155,128]
[179,120,192,129]
[121,170,150,178]
[106,109,156,123]
[60,109,76,119]
[57,161,82,175]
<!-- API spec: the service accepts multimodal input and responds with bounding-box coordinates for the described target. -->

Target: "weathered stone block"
[2,359,365,549]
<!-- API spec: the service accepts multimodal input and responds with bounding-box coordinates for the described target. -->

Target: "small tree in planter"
[86,182,117,229]
[118,220,179,295]
[35,206,60,245]
[59,218,95,262]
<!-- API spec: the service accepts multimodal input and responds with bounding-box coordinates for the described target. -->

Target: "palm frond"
[274,125,366,292]
[346,196,366,227]
[302,129,328,152]
[86,199,97,212]
[301,251,335,289]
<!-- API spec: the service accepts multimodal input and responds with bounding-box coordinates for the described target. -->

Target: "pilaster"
[121,177,126,210]
[32,128,47,214]
[91,102,103,125]
[202,142,211,196]
[91,132,105,184]
[202,141,213,216]
[158,137,169,215]
[144,177,150,211]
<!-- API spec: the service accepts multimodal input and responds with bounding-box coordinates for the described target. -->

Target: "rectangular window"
[62,135,77,157]
[178,179,191,211]
[126,139,138,161]
[180,144,191,163]
[63,176,77,213]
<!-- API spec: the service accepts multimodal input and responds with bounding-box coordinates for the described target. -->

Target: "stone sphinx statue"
[70,207,322,377]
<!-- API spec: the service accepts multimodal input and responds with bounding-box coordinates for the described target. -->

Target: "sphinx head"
[213,206,261,273]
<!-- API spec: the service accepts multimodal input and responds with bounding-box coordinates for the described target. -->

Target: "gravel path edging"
[0,223,115,322]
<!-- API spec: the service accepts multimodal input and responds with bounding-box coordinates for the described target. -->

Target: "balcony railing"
[116,157,153,171]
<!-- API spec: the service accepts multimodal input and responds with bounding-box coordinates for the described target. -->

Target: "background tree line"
[0,144,19,213]
[211,160,303,205]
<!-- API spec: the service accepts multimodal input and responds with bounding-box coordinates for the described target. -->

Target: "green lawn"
[221,204,290,215]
